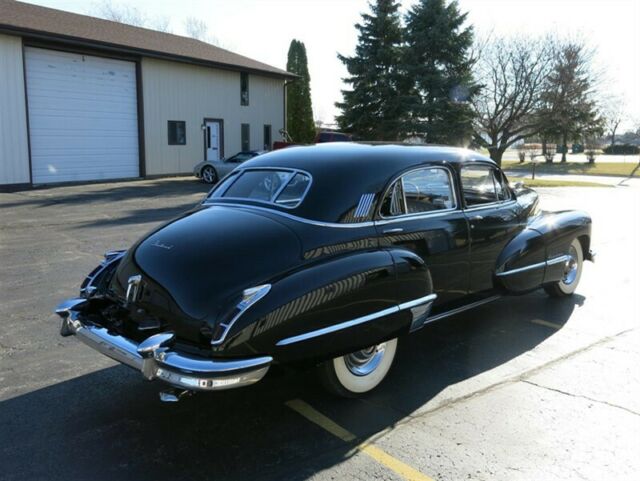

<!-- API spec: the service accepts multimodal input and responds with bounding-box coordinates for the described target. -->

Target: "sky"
[25,0,640,130]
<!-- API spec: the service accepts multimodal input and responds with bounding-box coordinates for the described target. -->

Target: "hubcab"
[562,245,579,285]
[344,342,387,376]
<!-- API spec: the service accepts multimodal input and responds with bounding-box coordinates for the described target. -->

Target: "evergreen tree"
[540,41,601,162]
[286,40,316,143]
[336,0,408,140]
[404,0,477,144]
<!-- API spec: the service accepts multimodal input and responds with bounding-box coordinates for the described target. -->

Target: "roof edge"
[0,24,298,80]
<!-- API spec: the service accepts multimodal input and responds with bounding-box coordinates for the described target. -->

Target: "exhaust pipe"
[159,389,193,403]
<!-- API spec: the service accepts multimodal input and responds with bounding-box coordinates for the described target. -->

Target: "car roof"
[228,143,496,223]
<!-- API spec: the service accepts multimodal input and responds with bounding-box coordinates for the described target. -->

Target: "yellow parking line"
[286,399,435,481]
[531,319,563,330]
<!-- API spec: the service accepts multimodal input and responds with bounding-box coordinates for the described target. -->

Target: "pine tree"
[540,41,602,162]
[404,0,477,144]
[286,40,316,143]
[336,0,408,140]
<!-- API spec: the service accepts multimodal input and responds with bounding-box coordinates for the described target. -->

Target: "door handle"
[471,215,484,221]
[382,227,404,234]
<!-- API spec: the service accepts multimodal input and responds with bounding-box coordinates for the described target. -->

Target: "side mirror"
[514,181,524,190]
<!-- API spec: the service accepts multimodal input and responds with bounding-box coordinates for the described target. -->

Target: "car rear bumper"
[55,298,272,391]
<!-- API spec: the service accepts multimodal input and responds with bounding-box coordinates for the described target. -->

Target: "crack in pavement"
[521,379,640,417]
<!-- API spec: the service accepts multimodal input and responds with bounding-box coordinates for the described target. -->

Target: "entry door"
[205,120,222,161]
[376,166,470,309]
[460,164,522,293]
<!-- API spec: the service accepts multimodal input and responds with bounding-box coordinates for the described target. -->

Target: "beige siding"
[141,58,284,175]
[0,34,30,185]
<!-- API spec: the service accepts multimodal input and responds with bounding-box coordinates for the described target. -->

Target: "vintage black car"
[55,144,594,400]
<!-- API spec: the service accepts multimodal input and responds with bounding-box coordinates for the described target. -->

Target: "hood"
[116,205,301,324]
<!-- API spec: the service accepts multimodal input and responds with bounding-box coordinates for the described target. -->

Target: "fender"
[496,210,592,292]
[219,249,433,363]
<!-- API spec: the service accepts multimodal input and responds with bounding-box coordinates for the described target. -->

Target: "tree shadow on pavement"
[0,292,585,481]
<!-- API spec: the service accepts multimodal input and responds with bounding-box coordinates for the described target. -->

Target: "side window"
[167,120,186,145]
[460,165,498,206]
[492,169,511,201]
[381,167,455,217]
[240,72,249,106]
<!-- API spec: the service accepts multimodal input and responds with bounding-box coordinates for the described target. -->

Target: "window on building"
[240,72,249,106]
[168,121,186,145]
[263,125,272,150]
[241,123,250,151]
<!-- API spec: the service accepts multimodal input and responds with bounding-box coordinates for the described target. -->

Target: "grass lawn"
[502,161,640,177]
[508,178,611,188]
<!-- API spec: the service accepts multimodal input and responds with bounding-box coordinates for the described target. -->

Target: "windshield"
[208,169,312,209]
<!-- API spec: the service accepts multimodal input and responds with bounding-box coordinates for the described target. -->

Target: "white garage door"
[25,47,139,184]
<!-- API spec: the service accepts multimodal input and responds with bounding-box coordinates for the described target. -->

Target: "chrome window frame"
[460,163,516,211]
[204,166,313,210]
[377,165,459,220]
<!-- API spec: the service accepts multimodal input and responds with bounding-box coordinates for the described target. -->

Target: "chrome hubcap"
[344,342,387,376]
[562,245,579,285]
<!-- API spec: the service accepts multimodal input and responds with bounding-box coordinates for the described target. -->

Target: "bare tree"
[92,1,171,32]
[470,36,555,165]
[602,96,625,147]
[184,17,219,45]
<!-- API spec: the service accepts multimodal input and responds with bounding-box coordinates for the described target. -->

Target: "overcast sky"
[26,0,640,130]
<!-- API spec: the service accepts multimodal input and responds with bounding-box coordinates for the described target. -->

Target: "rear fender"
[219,250,404,363]
[496,210,592,292]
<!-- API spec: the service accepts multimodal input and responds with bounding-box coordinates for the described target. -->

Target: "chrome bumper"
[55,299,272,391]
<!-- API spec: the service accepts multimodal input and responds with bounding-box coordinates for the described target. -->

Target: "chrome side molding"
[276,293,438,346]
[496,255,571,277]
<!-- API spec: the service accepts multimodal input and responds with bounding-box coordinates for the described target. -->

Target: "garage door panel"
[25,47,139,184]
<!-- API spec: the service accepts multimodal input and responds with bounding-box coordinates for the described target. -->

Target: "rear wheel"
[544,239,583,297]
[318,338,397,397]
[201,166,217,184]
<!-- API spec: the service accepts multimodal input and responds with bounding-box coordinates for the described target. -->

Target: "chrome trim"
[125,275,142,304]
[276,306,399,347]
[425,295,502,323]
[496,255,571,277]
[79,250,126,298]
[204,203,376,228]
[55,304,272,392]
[378,165,459,220]
[547,254,571,266]
[211,284,271,346]
[463,199,517,213]
[496,261,546,277]
[399,293,438,311]
[276,293,438,346]
[375,208,459,225]
[354,193,376,218]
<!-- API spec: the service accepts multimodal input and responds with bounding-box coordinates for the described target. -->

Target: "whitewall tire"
[544,239,584,297]
[319,338,398,397]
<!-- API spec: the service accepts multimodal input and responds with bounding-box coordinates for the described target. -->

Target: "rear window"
[209,169,311,208]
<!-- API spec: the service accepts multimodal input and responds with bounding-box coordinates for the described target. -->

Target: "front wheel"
[201,166,217,184]
[544,238,584,297]
[318,339,398,397]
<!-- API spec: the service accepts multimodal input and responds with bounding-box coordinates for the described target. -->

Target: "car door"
[460,163,522,294]
[376,165,470,309]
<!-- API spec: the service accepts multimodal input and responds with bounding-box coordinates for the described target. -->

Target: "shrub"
[603,144,639,155]
[518,150,526,162]
[544,151,554,163]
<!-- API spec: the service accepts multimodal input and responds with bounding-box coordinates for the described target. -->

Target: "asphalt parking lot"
[1,177,639,481]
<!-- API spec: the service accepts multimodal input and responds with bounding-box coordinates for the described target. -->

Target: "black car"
[56,144,593,400]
